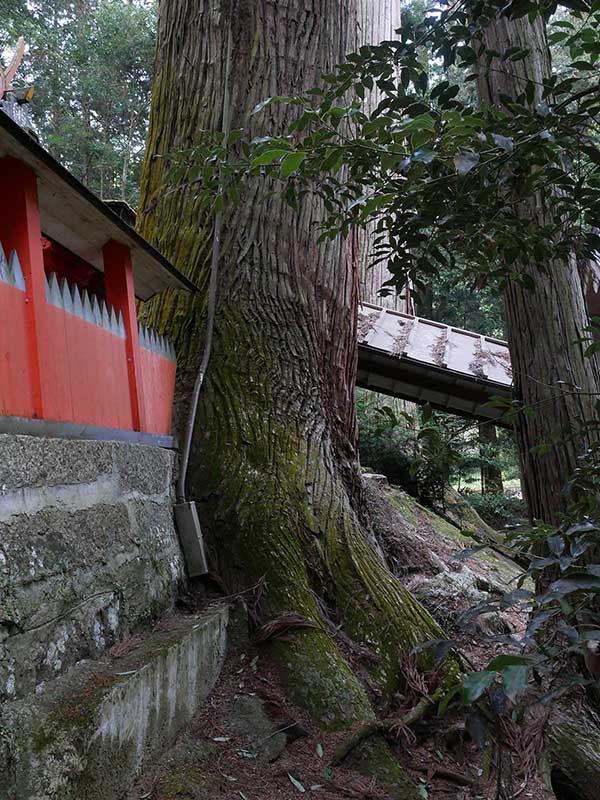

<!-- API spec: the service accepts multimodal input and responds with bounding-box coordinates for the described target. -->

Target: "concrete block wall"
[2,609,228,800]
[0,434,185,704]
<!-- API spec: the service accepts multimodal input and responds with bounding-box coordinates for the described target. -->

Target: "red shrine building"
[0,108,193,444]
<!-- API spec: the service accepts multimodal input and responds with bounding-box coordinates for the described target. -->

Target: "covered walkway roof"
[357,303,513,425]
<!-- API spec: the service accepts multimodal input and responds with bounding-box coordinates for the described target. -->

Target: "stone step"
[1,606,228,800]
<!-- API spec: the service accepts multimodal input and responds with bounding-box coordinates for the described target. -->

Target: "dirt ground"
[130,614,551,800]
[130,480,554,800]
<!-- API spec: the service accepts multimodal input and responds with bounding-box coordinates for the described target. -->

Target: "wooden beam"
[103,240,146,432]
[0,157,49,418]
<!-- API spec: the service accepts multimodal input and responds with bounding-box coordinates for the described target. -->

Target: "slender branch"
[330,694,434,766]
[555,84,600,113]
[414,764,474,786]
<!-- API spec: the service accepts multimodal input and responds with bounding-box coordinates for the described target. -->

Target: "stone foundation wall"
[0,434,184,704]
[1,609,228,800]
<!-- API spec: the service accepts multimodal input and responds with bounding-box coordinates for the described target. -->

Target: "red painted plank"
[42,303,74,423]
[139,347,175,435]
[112,333,134,430]
[0,282,35,418]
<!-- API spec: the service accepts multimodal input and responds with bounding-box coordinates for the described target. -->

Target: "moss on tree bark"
[476,14,600,797]
[546,708,600,800]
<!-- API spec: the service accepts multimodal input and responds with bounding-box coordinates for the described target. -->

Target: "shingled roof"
[357,303,513,424]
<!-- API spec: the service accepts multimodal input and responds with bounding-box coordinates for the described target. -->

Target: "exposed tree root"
[331,695,434,767]
[252,612,319,643]
[546,705,600,800]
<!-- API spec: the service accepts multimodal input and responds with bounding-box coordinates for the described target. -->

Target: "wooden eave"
[0,110,196,300]
[357,303,513,425]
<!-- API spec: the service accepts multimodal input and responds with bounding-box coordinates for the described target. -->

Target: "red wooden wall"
[0,157,177,438]
[140,344,176,437]
[0,250,176,436]
[42,299,133,430]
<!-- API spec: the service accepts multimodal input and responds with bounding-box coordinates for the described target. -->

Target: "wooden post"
[0,157,48,418]
[102,240,146,431]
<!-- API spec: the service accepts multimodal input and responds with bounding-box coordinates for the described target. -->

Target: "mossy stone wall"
[0,434,184,705]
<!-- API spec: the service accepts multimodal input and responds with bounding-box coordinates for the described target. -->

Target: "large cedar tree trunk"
[137,0,448,761]
[476,13,600,524]
[477,15,600,798]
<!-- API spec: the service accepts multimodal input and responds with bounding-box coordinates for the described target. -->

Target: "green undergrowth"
[389,485,525,591]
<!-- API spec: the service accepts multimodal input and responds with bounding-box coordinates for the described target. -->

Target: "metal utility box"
[174,500,209,577]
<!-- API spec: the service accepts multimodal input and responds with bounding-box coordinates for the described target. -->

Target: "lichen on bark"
[546,708,600,800]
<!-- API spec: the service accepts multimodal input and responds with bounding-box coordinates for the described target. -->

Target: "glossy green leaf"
[280,151,307,178]
[462,671,495,703]
[251,149,289,167]
[454,151,480,175]
[502,665,529,702]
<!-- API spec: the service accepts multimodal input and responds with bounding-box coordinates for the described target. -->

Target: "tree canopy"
[0,0,155,203]
[190,0,600,302]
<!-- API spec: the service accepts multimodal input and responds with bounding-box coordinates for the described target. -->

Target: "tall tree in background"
[0,0,155,203]
[475,8,600,523]
[137,0,449,777]
[357,0,415,312]
[479,421,504,494]
[417,265,506,337]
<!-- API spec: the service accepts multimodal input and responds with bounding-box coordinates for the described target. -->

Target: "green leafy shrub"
[420,437,600,720]
[464,490,526,529]
[357,390,480,508]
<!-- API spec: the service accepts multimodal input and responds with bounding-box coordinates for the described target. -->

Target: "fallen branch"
[330,695,433,766]
[414,765,474,786]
